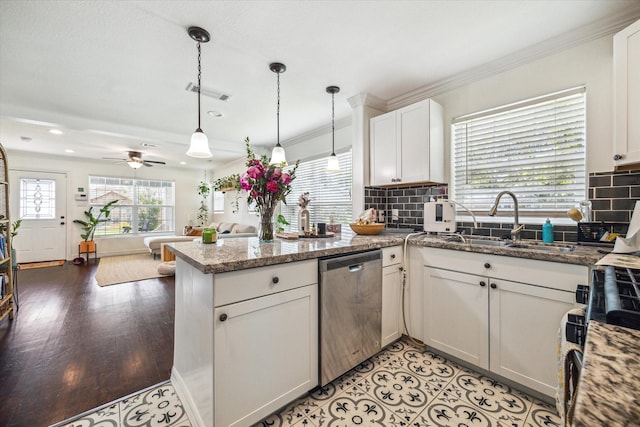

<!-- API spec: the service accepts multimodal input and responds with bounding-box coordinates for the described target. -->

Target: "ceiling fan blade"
[102,157,127,161]
[143,160,166,165]
[142,162,153,167]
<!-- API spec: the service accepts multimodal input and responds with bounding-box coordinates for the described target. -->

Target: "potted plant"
[197,181,211,227]
[73,200,118,253]
[213,174,242,214]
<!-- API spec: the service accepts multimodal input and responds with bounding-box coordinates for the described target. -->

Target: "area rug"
[95,254,168,287]
[19,260,65,270]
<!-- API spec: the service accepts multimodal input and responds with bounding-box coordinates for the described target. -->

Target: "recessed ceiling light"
[140,143,157,148]
[207,111,224,118]
[180,161,187,165]
[49,129,63,135]
[65,149,74,153]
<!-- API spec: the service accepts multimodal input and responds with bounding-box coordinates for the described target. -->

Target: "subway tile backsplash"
[364,169,639,243]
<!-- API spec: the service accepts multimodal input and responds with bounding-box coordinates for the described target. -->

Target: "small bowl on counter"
[349,223,385,235]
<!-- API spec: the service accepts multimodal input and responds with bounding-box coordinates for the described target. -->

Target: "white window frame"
[450,86,587,219]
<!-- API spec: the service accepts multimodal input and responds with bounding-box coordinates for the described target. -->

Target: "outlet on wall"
[391,209,399,221]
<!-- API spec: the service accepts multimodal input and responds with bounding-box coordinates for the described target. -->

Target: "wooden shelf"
[0,143,14,322]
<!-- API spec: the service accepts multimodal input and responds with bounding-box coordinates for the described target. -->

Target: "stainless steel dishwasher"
[319,249,382,386]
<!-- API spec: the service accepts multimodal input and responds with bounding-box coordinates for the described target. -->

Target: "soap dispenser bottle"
[542,218,554,243]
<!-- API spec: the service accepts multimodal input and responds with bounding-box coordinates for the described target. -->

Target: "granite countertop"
[169,231,407,274]
[169,230,603,274]
[572,321,640,426]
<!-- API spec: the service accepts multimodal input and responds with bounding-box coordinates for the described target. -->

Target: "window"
[282,150,352,230]
[451,86,586,216]
[88,176,175,236]
[213,191,224,213]
[19,178,55,219]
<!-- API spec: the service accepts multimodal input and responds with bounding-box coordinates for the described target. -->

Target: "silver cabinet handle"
[349,264,363,272]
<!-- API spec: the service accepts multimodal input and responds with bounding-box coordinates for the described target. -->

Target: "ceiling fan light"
[270,144,287,166]
[326,153,340,172]
[127,160,144,169]
[187,130,213,158]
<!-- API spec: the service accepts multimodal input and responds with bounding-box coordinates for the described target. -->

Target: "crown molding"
[387,8,640,111]
[282,116,352,148]
[347,92,386,111]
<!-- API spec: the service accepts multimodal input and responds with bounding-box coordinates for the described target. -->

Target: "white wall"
[430,34,614,178]
[7,150,203,259]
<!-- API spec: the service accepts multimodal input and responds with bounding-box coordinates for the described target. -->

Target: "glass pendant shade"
[326,153,340,171]
[127,160,144,169]
[270,144,287,165]
[187,129,213,158]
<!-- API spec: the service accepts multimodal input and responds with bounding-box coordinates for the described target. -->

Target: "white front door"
[9,170,67,263]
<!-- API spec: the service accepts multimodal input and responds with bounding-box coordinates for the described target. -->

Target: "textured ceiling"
[1,0,639,170]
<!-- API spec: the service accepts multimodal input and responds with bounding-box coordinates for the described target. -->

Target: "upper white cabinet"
[370,99,444,186]
[613,19,640,167]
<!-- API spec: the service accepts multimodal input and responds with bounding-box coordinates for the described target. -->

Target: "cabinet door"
[214,285,318,427]
[381,264,403,347]
[370,111,398,186]
[423,267,489,369]
[614,19,640,166]
[489,279,575,397]
[398,100,430,184]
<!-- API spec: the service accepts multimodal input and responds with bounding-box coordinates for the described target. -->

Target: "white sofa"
[143,222,257,258]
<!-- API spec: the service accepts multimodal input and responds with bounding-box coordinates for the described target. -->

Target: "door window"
[19,178,56,219]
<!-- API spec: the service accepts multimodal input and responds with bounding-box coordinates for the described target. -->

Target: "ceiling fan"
[103,151,167,169]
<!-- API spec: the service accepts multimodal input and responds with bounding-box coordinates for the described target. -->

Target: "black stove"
[567,266,640,345]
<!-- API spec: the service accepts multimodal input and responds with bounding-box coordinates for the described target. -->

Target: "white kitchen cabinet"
[381,246,403,347]
[423,267,489,369]
[613,19,640,167]
[370,99,443,186]
[214,285,318,427]
[172,258,318,427]
[421,248,587,397]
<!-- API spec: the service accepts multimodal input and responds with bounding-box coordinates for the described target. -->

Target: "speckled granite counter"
[169,232,406,273]
[572,321,640,426]
[169,231,602,274]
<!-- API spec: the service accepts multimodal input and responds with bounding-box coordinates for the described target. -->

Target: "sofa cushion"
[217,222,236,233]
[231,224,257,234]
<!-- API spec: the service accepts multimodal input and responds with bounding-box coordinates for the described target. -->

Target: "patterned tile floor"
[58,338,560,427]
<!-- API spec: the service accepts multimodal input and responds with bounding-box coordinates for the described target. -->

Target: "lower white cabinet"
[214,285,318,427]
[172,258,318,427]
[424,267,489,368]
[381,246,403,347]
[421,248,587,397]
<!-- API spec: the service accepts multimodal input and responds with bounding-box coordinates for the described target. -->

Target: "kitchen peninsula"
[168,232,601,427]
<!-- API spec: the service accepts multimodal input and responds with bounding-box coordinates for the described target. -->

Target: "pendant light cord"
[197,42,202,131]
[331,91,335,155]
[276,71,281,146]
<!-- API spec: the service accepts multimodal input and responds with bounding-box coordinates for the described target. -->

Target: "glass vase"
[259,209,275,242]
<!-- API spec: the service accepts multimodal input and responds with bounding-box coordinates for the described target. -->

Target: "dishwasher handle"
[348,264,363,272]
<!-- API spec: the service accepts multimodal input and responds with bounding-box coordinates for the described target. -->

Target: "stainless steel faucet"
[489,191,524,241]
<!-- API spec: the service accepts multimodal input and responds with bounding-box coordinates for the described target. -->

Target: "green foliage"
[276,214,289,233]
[197,181,211,226]
[73,200,118,241]
[0,217,21,239]
[213,174,241,192]
[137,192,162,231]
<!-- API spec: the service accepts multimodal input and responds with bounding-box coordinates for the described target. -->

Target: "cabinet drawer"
[214,259,318,307]
[382,246,402,267]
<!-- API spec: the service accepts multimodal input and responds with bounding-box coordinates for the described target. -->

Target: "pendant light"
[269,62,287,165]
[326,85,341,172]
[186,26,213,158]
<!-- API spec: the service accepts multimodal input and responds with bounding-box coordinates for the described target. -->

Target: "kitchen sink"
[508,242,576,253]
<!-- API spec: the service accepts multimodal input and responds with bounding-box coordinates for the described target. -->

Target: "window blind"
[282,150,352,231]
[451,87,586,215]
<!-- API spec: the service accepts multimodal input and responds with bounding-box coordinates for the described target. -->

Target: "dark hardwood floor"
[0,261,175,427]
